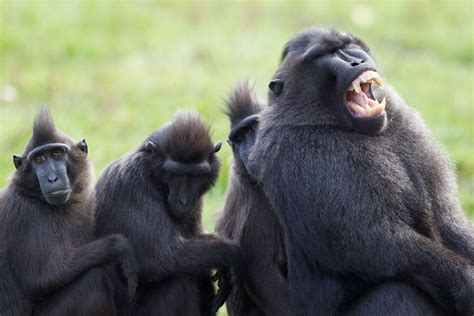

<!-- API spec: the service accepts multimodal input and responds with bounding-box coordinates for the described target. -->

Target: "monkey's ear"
[13,155,23,170]
[145,141,158,153]
[213,142,222,153]
[77,139,88,154]
[269,79,284,96]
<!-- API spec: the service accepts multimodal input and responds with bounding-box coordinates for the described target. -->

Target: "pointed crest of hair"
[225,80,264,128]
[33,106,57,140]
[23,106,67,154]
[159,110,214,163]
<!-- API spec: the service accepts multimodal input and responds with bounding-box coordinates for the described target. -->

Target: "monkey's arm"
[258,162,474,315]
[244,245,290,315]
[333,223,474,315]
[429,184,474,263]
[139,235,244,312]
[140,235,243,281]
[241,207,291,315]
[23,234,137,298]
[438,209,474,263]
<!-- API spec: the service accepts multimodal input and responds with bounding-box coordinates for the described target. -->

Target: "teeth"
[379,97,386,109]
[367,76,384,88]
[363,71,384,88]
[347,70,384,92]
[352,79,362,93]
[346,97,386,117]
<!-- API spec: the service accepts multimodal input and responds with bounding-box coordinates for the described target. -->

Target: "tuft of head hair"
[23,107,69,155]
[158,111,214,163]
[33,107,57,140]
[224,80,264,128]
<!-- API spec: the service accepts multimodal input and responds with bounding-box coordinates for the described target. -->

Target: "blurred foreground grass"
[0,2,472,312]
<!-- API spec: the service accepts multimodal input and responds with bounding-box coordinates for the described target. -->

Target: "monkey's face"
[160,157,219,217]
[14,140,88,206]
[269,29,387,135]
[162,172,208,216]
[143,139,221,217]
[336,47,387,134]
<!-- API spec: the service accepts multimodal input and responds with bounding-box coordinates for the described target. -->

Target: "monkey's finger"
[212,287,231,313]
[211,271,220,282]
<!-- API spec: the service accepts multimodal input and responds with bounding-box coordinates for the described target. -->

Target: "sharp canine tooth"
[357,70,385,89]
[353,80,362,93]
[373,77,384,88]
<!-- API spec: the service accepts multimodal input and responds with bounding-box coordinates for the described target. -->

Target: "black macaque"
[0,108,138,316]
[95,111,244,316]
[232,28,474,315]
[216,81,291,316]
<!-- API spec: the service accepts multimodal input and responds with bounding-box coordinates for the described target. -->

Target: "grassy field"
[0,1,473,313]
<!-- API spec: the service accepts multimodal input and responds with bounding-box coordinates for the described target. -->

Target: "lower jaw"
[349,111,388,135]
[46,193,70,205]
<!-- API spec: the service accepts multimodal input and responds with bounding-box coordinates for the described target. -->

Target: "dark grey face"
[228,114,259,173]
[144,140,221,217]
[162,160,211,216]
[28,143,71,205]
[326,44,387,134]
[270,31,387,135]
[165,174,206,216]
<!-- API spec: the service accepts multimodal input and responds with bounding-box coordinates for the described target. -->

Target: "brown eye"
[34,155,45,164]
[52,151,62,160]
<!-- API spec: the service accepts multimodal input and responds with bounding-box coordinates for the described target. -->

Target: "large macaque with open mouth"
[236,28,473,315]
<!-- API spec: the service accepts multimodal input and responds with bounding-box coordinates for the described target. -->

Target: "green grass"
[0,1,473,313]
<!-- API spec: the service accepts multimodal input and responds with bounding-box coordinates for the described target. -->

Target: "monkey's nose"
[350,58,365,67]
[48,176,58,183]
[178,198,188,206]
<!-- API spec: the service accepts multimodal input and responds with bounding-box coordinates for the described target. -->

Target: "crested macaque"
[0,108,138,316]
[233,28,474,315]
[216,81,291,316]
[95,111,244,316]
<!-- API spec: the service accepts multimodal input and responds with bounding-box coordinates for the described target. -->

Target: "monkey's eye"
[34,155,46,164]
[51,151,63,160]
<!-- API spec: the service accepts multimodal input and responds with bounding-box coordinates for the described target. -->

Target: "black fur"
[230,29,474,315]
[0,108,138,316]
[94,110,244,316]
[217,80,291,316]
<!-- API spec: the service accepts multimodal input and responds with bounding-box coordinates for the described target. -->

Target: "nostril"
[178,198,188,206]
[351,58,365,67]
[48,176,58,183]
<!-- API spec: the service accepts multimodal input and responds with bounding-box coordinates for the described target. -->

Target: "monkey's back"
[95,152,215,315]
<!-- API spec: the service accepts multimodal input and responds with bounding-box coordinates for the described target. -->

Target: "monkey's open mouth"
[345,70,385,117]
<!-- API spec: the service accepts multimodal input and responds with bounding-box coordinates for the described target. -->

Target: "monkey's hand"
[109,234,139,301]
[211,268,233,313]
[211,242,245,313]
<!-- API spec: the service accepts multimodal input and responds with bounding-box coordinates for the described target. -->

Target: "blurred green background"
[0,1,472,312]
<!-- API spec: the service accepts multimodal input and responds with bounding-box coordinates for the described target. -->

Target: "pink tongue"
[346,90,368,107]
[361,82,371,95]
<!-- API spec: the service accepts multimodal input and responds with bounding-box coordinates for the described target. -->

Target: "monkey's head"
[269,28,387,135]
[12,108,91,206]
[141,111,221,217]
